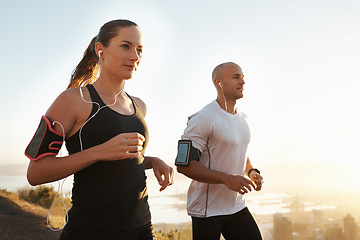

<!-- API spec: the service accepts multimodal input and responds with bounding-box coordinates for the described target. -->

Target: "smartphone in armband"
[175,140,192,166]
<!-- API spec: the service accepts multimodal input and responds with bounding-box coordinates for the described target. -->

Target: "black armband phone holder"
[25,116,65,161]
[175,140,201,166]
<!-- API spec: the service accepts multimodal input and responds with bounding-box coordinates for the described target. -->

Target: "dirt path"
[0,195,61,240]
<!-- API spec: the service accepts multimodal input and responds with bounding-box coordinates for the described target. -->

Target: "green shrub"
[155,227,192,240]
[18,185,71,210]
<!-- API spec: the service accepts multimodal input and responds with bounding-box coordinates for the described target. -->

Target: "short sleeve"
[181,112,212,152]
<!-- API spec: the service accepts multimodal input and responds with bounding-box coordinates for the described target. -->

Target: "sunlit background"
[1,0,359,225]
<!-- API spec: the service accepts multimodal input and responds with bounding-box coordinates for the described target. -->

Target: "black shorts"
[191,207,263,240]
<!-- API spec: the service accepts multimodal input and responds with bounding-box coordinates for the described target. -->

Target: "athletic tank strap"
[85,84,142,117]
[86,84,106,107]
[125,93,144,116]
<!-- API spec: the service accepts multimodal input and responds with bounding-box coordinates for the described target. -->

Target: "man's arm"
[245,157,263,191]
[177,160,256,195]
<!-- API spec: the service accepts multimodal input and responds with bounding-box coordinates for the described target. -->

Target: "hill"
[0,192,61,240]
[0,189,193,240]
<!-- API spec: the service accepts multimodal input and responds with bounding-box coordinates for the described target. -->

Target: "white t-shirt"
[182,100,251,218]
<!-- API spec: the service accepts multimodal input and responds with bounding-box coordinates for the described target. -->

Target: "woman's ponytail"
[67,36,99,88]
[67,19,138,89]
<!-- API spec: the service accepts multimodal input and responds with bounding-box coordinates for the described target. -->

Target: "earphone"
[218,82,236,114]
[98,50,102,57]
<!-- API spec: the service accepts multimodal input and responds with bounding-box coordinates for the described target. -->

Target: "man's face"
[220,64,245,100]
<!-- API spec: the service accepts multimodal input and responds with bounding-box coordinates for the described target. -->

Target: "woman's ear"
[94,42,104,57]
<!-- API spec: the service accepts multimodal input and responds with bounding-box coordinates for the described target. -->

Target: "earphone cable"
[47,121,69,231]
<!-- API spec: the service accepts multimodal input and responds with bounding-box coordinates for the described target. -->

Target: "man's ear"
[214,79,222,89]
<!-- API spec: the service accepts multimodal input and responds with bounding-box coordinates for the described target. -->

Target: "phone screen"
[175,141,191,166]
[177,143,189,163]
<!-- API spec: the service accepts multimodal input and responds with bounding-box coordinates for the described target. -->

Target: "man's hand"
[223,174,256,195]
[249,171,263,191]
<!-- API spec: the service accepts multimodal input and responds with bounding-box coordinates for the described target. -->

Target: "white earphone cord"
[78,86,122,151]
[47,121,68,231]
[220,85,236,114]
[46,82,122,231]
[221,86,228,113]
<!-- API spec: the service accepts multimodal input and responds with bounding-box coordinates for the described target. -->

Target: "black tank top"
[64,85,151,233]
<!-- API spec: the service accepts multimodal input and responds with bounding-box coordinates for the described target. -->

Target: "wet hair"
[67,19,138,88]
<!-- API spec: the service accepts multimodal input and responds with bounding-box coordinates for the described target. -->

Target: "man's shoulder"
[188,101,217,121]
[236,110,249,120]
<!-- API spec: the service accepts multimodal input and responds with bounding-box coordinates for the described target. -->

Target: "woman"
[25,19,173,239]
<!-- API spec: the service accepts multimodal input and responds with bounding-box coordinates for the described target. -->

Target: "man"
[177,62,263,240]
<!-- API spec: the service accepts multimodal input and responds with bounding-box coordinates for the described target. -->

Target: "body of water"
[0,175,335,224]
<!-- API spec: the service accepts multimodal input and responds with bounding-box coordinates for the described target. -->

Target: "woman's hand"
[146,157,174,191]
[94,132,145,161]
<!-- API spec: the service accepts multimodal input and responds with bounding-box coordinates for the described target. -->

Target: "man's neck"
[216,97,237,114]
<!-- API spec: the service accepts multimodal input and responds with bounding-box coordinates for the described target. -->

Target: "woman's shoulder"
[46,87,87,117]
[130,95,147,116]
[44,87,90,135]
[55,87,90,104]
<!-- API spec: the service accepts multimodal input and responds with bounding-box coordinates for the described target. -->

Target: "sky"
[0,0,360,198]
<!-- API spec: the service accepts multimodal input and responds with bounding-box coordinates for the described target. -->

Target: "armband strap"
[189,145,201,162]
[25,116,65,161]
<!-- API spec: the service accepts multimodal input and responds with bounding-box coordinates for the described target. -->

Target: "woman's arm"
[133,96,174,191]
[26,88,144,185]
[144,156,174,192]
[27,132,144,185]
[27,146,100,185]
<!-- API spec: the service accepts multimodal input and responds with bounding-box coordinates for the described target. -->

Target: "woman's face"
[101,26,143,80]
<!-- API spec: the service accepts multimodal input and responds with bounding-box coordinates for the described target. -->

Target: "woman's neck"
[93,76,125,96]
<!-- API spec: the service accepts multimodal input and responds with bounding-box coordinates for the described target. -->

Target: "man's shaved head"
[212,62,240,82]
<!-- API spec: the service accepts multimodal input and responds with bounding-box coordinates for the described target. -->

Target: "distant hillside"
[0,163,28,176]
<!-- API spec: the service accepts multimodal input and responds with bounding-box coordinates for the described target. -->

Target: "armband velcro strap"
[189,145,201,162]
[25,116,65,161]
